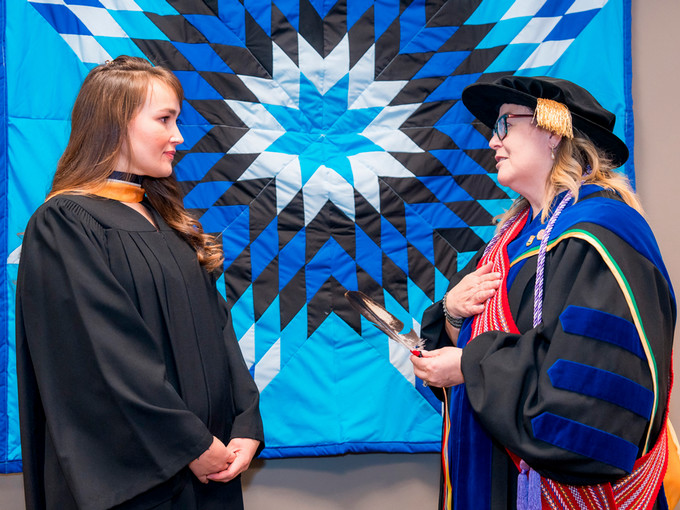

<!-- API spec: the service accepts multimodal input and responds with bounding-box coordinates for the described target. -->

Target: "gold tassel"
[533,98,573,138]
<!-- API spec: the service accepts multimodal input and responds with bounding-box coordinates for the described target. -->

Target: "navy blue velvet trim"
[508,188,674,304]
[560,305,645,359]
[548,359,653,419]
[532,413,637,472]
[555,192,673,299]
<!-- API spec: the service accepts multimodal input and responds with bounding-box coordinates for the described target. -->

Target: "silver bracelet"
[442,290,464,328]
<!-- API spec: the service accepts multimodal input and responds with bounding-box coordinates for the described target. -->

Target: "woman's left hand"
[411,346,464,388]
[206,438,261,483]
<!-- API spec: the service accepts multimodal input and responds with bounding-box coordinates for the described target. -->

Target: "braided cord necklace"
[532,189,574,327]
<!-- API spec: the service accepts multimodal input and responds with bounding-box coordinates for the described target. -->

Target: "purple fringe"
[517,460,542,510]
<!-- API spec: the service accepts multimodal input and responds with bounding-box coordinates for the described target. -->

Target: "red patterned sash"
[469,208,528,338]
[540,425,668,510]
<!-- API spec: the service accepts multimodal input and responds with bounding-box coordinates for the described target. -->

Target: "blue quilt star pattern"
[1,0,633,466]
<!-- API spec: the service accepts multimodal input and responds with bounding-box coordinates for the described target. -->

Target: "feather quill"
[344,290,424,353]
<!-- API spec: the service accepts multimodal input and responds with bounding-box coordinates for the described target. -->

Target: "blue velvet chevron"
[548,359,653,419]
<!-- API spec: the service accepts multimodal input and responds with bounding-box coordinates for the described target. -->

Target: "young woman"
[412,76,676,509]
[15,56,263,510]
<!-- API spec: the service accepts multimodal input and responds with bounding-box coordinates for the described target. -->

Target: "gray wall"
[2,3,679,509]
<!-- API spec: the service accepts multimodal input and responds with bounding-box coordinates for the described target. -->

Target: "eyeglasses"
[492,113,534,141]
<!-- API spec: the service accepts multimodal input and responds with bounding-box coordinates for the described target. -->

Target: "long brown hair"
[49,55,223,272]
[496,129,642,230]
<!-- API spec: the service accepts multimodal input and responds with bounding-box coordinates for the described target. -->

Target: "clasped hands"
[189,436,260,484]
[411,263,501,388]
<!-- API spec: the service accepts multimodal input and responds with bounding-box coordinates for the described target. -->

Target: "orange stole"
[91,180,145,203]
[49,180,146,204]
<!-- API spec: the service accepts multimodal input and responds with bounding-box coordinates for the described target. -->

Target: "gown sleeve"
[460,228,674,485]
[16,199,213,510]
[219,302,265,451]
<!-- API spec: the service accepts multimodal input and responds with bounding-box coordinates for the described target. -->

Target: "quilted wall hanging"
[1,0,633,471]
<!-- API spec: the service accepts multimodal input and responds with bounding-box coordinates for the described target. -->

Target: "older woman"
[412,76,676,509]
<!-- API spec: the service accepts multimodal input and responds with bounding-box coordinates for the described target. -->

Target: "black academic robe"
[421,188,675,509]
[16,194,264,510]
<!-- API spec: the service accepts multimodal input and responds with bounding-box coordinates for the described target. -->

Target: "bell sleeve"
[220,305,264,451]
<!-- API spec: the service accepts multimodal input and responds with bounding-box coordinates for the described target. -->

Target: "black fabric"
[109,171,144,185]
[16,194,263,510]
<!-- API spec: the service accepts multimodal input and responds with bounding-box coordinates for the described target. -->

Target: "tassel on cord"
[518,462,528,509]
[528,467,541,509]
[534,98,573,138]
[517,460,542,510]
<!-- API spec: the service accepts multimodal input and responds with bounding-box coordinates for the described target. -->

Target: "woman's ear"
[547,132,563,150]
[547,132,563,161]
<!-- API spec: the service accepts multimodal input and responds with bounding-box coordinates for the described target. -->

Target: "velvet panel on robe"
[16,194,264,510]
[421,188,676,509]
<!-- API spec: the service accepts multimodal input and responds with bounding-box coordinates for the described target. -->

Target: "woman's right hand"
[411,347,464,388]
[189,436,234,484]
[445,262,501,318]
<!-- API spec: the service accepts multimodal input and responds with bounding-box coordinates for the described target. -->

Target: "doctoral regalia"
[421,186,676,509]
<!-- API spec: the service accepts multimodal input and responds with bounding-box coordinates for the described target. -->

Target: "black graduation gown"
[15,194,264,510]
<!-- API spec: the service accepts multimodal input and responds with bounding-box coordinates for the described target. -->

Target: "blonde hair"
[49,56,223,272]
[495,130,642,230]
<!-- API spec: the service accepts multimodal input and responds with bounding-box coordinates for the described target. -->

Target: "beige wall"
[2,3,679,509]
[632,0,680,432]
[634,3,680,506]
